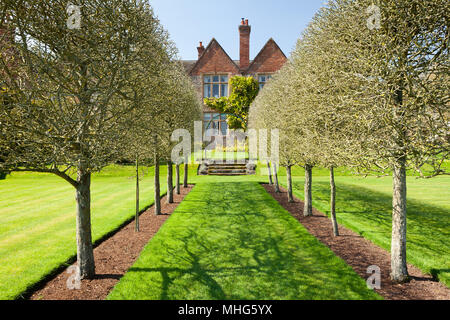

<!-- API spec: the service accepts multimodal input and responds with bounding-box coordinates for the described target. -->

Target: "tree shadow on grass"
[291,180,450,286]
[94,274,122,280]
[114,182,379,300]
[126,227,371,300]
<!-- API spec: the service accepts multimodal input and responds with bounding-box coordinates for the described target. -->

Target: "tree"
[251,57,319,216]
[205,75,259,131]
[0,17,16,181]
[129,57,200,215]
[250,65,298,198]
[183,162,189,188]
[158,61,201,204]
[121,58,172,229]
[0,87,11,180]
[284,4,363,236]
[289,0,448,280]
[250,0,448,283]
[359,0,446,282]
[0,0,173,279]
[320,0,448,282]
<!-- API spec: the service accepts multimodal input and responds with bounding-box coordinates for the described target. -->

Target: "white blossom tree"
[0,0,178,278]
[250,0,448,283]
[328,0,449,282]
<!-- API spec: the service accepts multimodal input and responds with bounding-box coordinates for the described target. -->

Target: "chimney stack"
[197,41,205,59]
[239,18,251,70]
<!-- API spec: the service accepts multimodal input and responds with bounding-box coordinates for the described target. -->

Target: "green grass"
[108,181,381,300]
[273,160,450,177]
[279,174,450,287]
[0,164,175,300]
[1,154,448,299]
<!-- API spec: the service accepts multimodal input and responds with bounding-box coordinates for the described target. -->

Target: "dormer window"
[204,75,228,98]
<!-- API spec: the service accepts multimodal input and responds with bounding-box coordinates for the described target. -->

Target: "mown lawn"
[278,174,450,287]
[0,165,177,300]
[108,181,381,300]
[1,158,448,300]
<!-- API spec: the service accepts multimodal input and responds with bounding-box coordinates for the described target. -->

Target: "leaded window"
[258,74,272,90]
[203,112,229,136]
[203,75,229,98]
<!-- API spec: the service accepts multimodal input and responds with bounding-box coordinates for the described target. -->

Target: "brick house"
[183,19,287,136]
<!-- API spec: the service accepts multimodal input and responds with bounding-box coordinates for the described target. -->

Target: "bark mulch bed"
[263,184,450,300]
[29,185,194,300]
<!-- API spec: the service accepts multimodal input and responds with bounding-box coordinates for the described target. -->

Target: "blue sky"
[149,0,325,60]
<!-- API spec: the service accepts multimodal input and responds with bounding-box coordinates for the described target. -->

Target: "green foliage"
[203,96,228,113]
[204,76,259,130]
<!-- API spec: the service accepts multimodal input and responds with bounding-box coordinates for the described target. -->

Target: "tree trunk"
[183,162,188,188]
[267,161,273,185]
[286,165,294,203]
[273,163,280,193]
[304,164,313,217]
[135,157,140,232]
[167,160,174,204]
[176,164,181,195]
[154,148,161,216]
[391,156,409,282]
[75,166,95,279]
[330,167,339,236]
[390,76,409,283]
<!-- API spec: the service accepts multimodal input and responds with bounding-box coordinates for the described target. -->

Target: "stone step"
[199,161,252,176]
[208,173,248,176]
[208,169,246,173]
[208,163,248,166]
[207,168,247,171]
[208,166,247,170]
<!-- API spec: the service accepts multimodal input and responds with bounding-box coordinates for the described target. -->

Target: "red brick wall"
[239,25,251,70]
[246,39,287,75]
[188,33,287,114]
[190,40,240,76]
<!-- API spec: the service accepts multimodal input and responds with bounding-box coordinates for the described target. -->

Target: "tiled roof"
[182,60,197,73]
[181,59,255,72]
[181,37,284,75]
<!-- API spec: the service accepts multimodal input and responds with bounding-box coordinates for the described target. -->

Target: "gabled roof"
[189,38,240,76]
[245,38,287,74]
[182,60,197,73]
